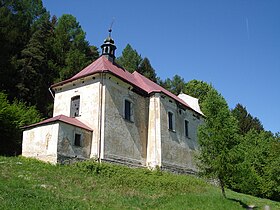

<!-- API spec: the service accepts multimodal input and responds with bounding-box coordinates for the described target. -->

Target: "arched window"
[70,95,80,117]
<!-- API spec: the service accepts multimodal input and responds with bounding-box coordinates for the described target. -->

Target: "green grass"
[0,156,279,209]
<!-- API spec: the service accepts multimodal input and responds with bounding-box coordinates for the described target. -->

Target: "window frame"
[70,95,80,117]
[168,111,175,132]
[123,98,134,122]
[74,133,82,147]
[184,119,189,138]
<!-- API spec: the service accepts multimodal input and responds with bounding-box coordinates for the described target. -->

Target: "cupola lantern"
[101,28,117,63]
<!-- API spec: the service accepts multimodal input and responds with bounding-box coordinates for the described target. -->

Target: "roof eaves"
[23,115,93,131]
[51,70,106,89]
[147,89,204,117]
[60,119,93,131]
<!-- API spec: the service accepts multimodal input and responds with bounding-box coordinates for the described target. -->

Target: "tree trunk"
[219,177,226,198]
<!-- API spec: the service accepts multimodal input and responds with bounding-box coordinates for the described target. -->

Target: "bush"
[0,92,42,156]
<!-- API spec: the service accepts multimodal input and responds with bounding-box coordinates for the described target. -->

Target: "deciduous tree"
[184,80,212,105]
[0,92,41,156]
[197,88,239,197]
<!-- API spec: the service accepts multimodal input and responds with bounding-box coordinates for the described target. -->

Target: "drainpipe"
[98,73,104,162]
[154,94,157,168]
[48,87,55,99]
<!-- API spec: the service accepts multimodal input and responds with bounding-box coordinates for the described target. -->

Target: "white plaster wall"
[57,122,92,159]
[103,75,149,165]
[160,95,203,171]
[53,75,102,158]
[22,123,59,164]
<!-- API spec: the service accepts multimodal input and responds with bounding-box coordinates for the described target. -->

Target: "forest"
[0,0,279,201]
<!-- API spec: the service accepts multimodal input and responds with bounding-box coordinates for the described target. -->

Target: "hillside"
[0,156,279,210]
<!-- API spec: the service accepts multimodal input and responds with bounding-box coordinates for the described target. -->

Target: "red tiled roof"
[51,55,201,115]
[23,115,92,131]
[51,56,138,88]
[132,71,192,109]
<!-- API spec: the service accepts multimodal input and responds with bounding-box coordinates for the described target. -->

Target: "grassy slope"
[0,156,279,210]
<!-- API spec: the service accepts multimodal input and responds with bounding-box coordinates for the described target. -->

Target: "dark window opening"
[74,133,81,147]
[185,120,189,137]
[70,96,80,117]
[124,99,131,121]
[168,112,174,131]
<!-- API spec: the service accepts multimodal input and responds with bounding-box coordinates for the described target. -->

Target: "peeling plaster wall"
[53,75,102,158]
[22,121,92,164]
[22,123,59,164]
[160,95,203,172]
[103,74,149,165]
[57,122,92,161]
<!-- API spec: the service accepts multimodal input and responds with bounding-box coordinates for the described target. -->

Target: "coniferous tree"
[159,75,186,95]
[89,45,100,61]
[53,14,99,81]
[231,103,264,135]
[137,57,157,82]
[15,11,57,116]
[0,0,46,100]
[117,45,158,82]
[116,44,142,72]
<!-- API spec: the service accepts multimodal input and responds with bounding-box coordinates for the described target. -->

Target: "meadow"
[0,156,279,210]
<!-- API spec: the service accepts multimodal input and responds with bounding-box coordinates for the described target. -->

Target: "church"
[22,32,204,173]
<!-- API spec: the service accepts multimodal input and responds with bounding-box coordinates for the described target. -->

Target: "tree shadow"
[227,198,259,209]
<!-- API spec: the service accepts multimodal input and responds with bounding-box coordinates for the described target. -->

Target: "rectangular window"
[185,120,189,137]
[74,133,81,147]
[124,99,131,121]
[168,111,174,131]
[70,96,80,117]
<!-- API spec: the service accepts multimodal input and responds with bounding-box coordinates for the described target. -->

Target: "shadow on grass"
[228,198,259,209]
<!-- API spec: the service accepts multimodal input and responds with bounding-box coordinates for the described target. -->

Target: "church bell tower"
[101,28,117,63]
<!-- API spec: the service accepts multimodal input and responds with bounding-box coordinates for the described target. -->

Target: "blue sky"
[42,0,280,134]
